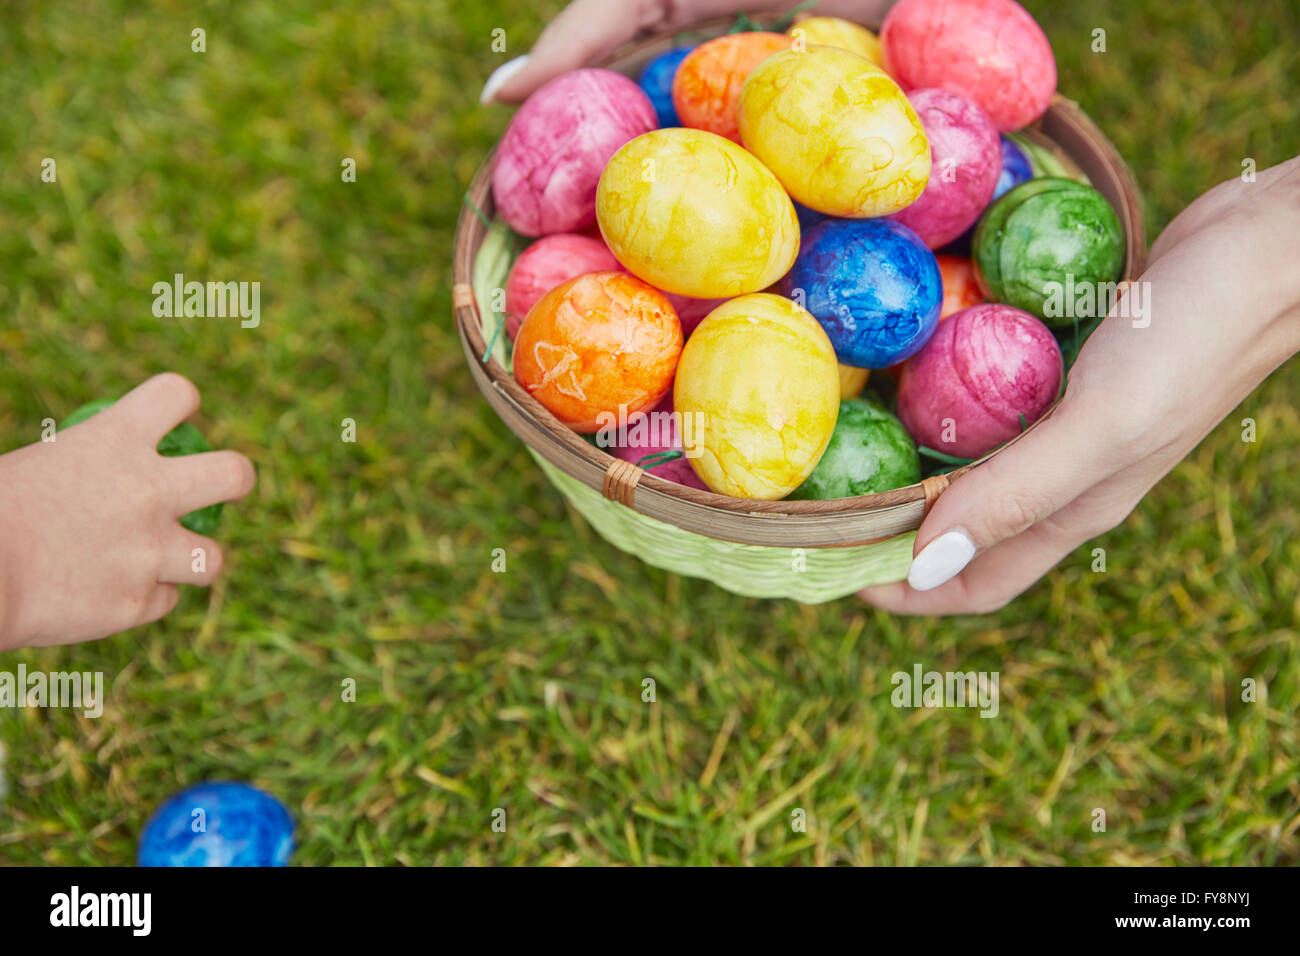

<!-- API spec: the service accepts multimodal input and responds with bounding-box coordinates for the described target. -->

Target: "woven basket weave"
[454,16,1146,603]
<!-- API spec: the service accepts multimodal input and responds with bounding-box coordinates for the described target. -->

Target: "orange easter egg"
[937,254,985,318]
[513,271,683,432]
[672,32,791,142]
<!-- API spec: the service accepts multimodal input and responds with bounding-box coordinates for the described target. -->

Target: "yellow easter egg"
[838,364,870,398]
[788,16,883,67]
[675,294,839,499]
[596,128,800,299]
[739,47,930,217]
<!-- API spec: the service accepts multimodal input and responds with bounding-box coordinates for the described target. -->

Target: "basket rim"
[453,17,1147,548]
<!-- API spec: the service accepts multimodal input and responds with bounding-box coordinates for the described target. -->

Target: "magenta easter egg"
[505,234,623,340]
[610,393,708,491]
[493,69,657,236]
[889,89,1001,249]
[663,292,729,339]
[881,0,1056,132]
[897,304,1062,459]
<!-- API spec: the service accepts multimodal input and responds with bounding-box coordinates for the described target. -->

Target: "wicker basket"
[453,16,1146,603]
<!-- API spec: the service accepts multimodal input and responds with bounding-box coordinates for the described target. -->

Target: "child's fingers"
[159,532,224,586]
[164,450,257,515]
[134,583,181,627]
[114,372,201,444]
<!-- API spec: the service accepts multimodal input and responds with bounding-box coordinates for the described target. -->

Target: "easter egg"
[504,234,623,340]
[597,128,799,298]
[611,392,708,491]
[138,781,293,867]
[62,399,222,536]
[881,0,1056,132]
[788,16,883,66]
[838,364,870,399]
[513,271,681,432]
[889,88,1001,249]
[639,47,693,127]
[493,69,657,236]
[937,254,985,318]
[675,294,839,499]
[672,32,791,143]
[789,398,920,499]
[972,177,1124,326]
[783,218,942,368]
[662,291,729,339]
[739,47,930,217]
[897,303,1062,459]
[995,136,1034,199]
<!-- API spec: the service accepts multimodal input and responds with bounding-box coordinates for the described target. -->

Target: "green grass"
[1,0,1298,866]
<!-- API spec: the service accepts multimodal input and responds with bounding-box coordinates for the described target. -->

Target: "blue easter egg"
[138,781,294,867]
[639,47,693,127]
[784,218,941,368]
[994,136,1033,200]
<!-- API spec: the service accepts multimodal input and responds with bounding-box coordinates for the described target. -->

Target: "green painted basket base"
[533,452,914,603]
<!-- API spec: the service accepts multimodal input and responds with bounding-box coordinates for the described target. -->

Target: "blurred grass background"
[1,0,1298,866]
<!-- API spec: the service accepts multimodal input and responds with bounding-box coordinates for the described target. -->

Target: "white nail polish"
[480,55,531,104]
[907,529,976,592]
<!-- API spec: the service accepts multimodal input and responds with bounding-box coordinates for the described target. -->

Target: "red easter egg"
[897,303,1062,459]
[881,0,1056,132]
[505,234,623,340]
[513,272,682,432]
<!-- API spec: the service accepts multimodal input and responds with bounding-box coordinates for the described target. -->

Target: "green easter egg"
[62,399,223,536]
[788,398,920,500]
[973,178,1123,326]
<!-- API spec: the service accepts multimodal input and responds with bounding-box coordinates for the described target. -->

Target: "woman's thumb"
[905,404,1101,591]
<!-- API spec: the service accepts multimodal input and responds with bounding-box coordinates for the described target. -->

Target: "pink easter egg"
[889,89,1000,249]
[504,234,623,340]
[610,393,708,491]
[493,69,658,236]
[897,304,1062,459]
[881,0,1056,132]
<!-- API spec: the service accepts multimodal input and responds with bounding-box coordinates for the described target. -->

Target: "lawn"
[0,0,1297,866]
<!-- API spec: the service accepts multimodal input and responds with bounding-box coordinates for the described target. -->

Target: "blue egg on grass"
[784,218,942,368]
[994,136,1034,200]
[138,781,294,867]
[639,47,693,127]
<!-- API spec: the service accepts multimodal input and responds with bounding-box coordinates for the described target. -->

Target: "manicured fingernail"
[907,529,976,591]
[481,55,531,104]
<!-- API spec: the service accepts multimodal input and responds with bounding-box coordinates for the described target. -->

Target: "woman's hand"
[0,374,257,649]
[480,0,896,104]
[861,157,1300,615]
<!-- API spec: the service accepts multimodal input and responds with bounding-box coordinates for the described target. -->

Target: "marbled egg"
[672,32,791,142]
[513,271,682,432]
[505,234,623,340]
[897,303,1062,459]
[739,47,930,217]
[789,397,920,499]
[881,0,1056,132]
[675,294,839,499]
[937,254,985,318]
[597,128,799,298]
[995,136,1034,199]
[788,16,883,67]
[610,391,708,490]
[493,69,657,236]
[784,218,942,368]
[972,177,1124,326]
[639,47,694,127]
[889,88,1001,249]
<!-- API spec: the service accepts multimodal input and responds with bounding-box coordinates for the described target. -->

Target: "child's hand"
[479,0,895,104]
[861,157,1300,614]
[0,373,256,649]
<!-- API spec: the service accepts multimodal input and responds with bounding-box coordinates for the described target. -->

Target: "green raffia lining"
[636,450,683,469]
[468,222,915,601]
